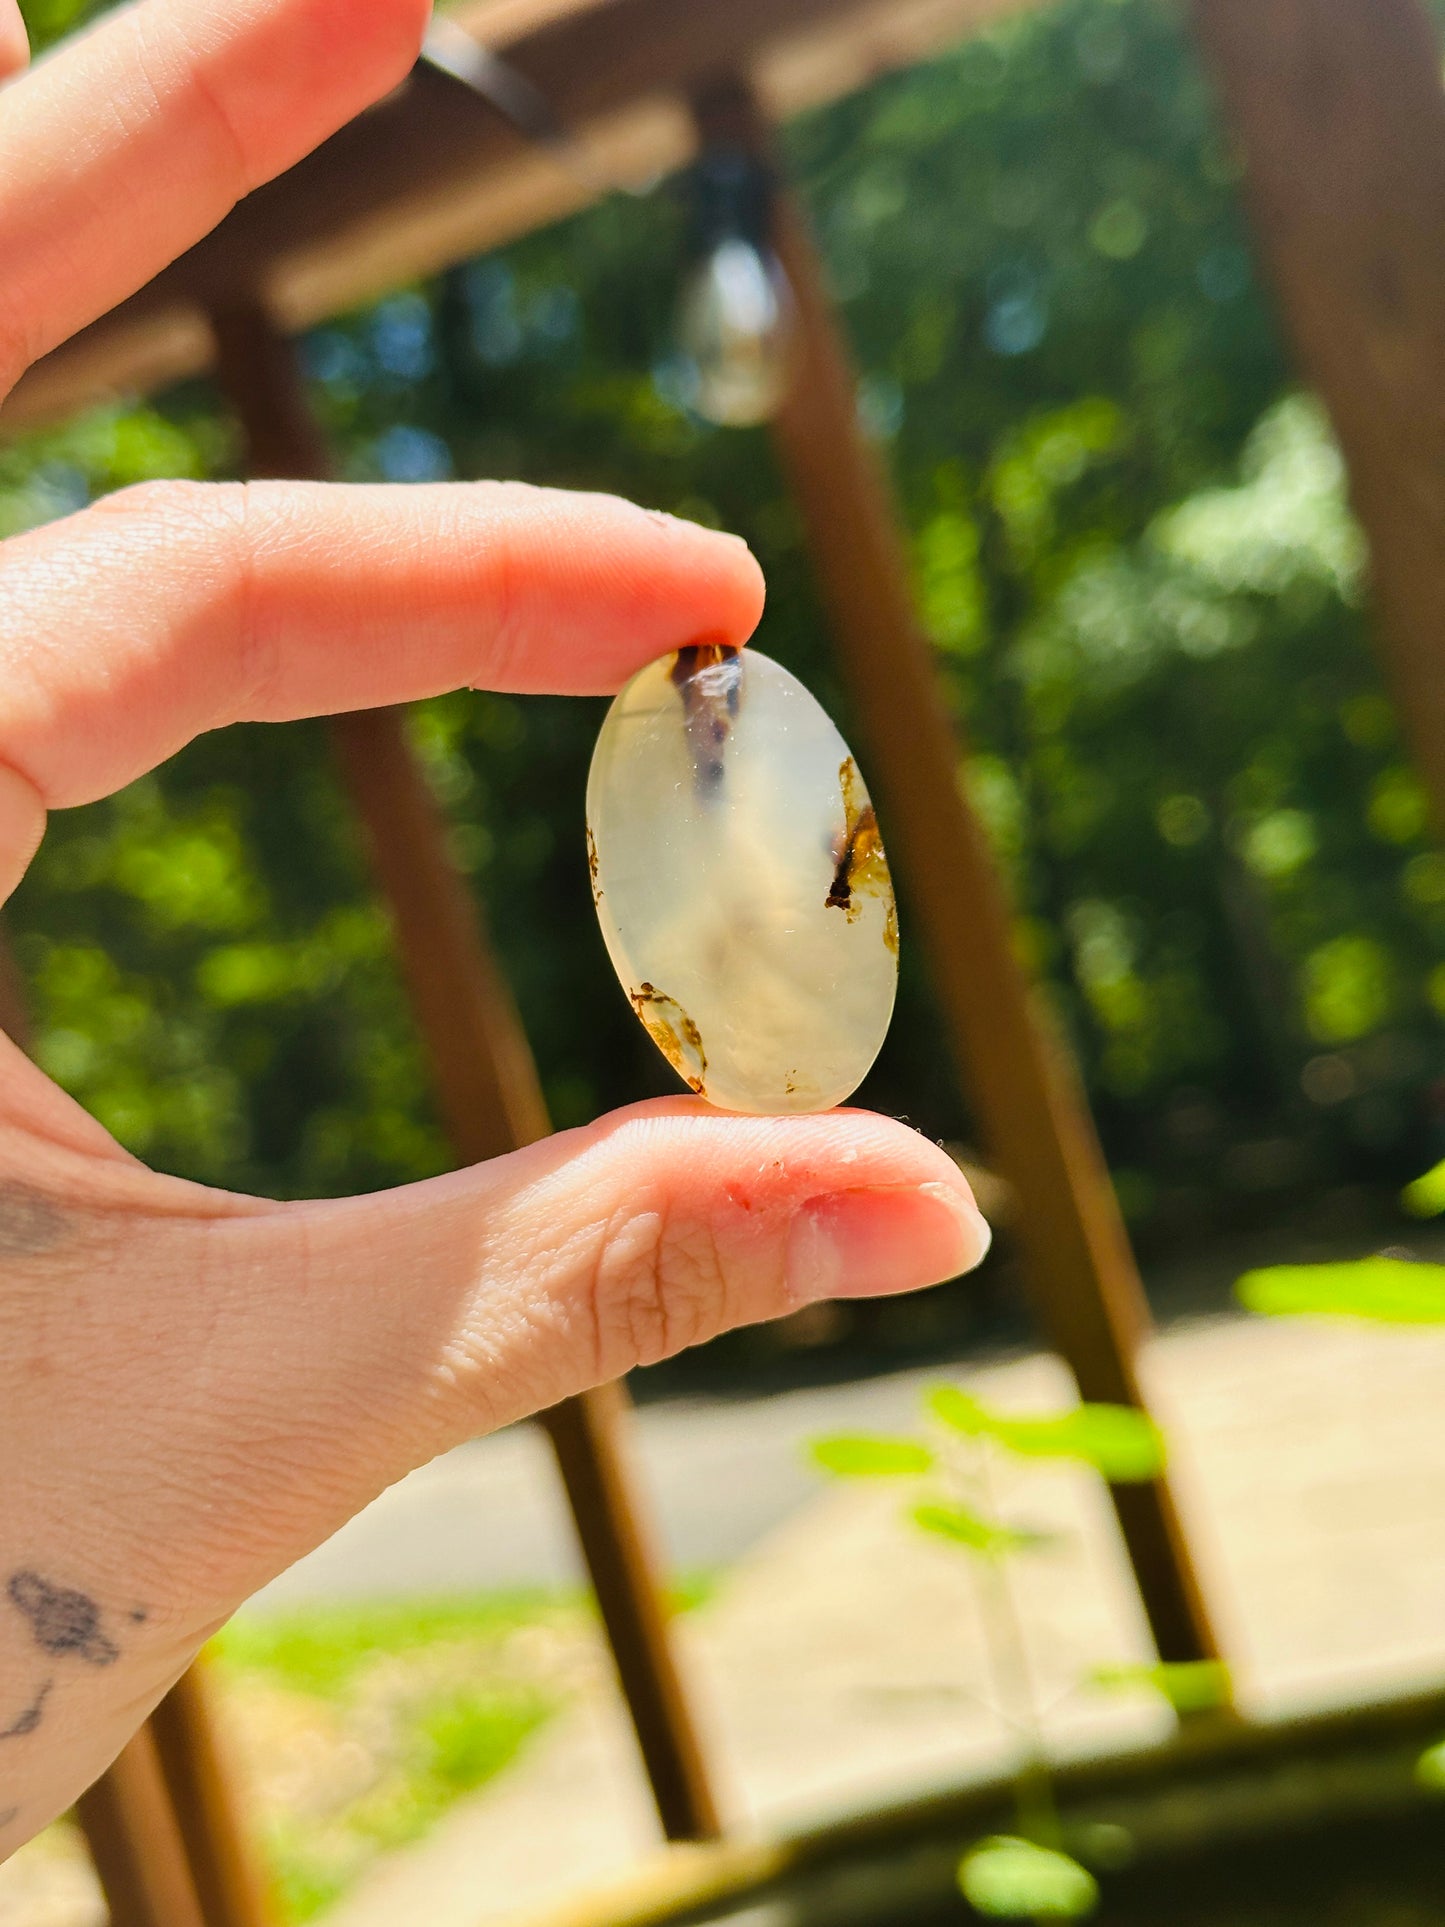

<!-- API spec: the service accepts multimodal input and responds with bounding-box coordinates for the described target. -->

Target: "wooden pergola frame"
[7,0,1445,1918]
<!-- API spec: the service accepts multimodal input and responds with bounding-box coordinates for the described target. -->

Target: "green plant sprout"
[1236,1255,1445,1324]
[1235,1156,1445,1801]
[812,1387,1229,1920]
[1401,1157,1445,1220]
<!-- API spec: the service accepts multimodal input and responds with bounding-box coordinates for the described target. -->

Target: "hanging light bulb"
[675,149,795,428]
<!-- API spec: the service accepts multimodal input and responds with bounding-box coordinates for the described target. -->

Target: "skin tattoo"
[0,1679,50,1740]
[0,1194,99,1827]
[0,1572,131,1809]
[7,1573,122,1667]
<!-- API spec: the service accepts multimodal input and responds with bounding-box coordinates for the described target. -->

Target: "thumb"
[0,1096,989,1840]
[310,1099,988,1419]
[194,1102,988,1591]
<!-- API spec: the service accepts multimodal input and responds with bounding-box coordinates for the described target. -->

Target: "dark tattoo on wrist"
[6,1573,120,1667]
[0,1184,67,1258]
[0,1679,49,1739]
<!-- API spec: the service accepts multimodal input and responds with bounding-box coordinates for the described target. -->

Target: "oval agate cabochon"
[586,644,898,1114]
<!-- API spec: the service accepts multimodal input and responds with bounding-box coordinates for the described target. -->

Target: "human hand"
[0,0,991,1848]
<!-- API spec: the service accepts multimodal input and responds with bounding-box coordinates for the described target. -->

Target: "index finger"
[0,0,429,400]
[0,0,27,81]
[0,476,765,807]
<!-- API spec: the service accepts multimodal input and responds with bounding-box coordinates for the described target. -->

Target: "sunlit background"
[4,0,1445,1920]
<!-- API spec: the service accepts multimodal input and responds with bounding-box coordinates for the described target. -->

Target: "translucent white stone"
[586,645,898,1114]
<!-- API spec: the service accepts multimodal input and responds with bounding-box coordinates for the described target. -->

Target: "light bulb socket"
[684,145,778,261]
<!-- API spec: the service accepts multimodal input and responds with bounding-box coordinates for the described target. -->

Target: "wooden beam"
[74,1725,207,1927]
[209,302,723,1843]
[149,1663,275,1927]
[1187,0,1445,827]
[539,1385,724,1841]
[2,0,1026,432]
[687,77,1221,1664]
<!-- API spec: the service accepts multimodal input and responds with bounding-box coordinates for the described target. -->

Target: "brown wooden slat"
[1186,0,1445,829]
[75,1725,207,1927]
[2,0,1024,431]
[540,1388,724,1840]
[209,301,723,1841]
[683,75,1221,1664]
[149,1664,275,1927]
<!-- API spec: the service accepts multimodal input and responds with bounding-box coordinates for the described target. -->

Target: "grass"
[207,1581,714,1923]
[208,1593,580,1922]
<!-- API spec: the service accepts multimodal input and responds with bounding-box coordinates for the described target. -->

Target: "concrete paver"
[248,1366,971,1606]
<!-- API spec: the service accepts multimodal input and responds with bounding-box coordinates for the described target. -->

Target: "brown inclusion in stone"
[629,981,708,1093]
[827,757,898,955]
[671,641,743,795]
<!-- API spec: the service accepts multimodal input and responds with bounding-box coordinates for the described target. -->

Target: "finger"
[104,1104,989,1600]
[0,762,46,909]
[288,1103,989,1454]
[0,0,28,81]
[0,0,430,398]
[0,480,765,826]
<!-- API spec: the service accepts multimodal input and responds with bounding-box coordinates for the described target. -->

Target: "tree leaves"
[810,1434,935,1477]
[928,1388,1165,1480]
[1236,1257,1445,1324]
[1090,1659,1231,1713]
[959,1837,1099,1919]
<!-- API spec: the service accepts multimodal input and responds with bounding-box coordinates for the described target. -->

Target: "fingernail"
[787,1182,992,1304]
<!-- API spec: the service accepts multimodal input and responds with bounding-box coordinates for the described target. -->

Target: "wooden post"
[688,78,1220,1665]
[208,302,723,1842]
[74,1725,207,1927]
[148,1664,275,1927]
[1186,0,1445,829]
[0,917,29,1051]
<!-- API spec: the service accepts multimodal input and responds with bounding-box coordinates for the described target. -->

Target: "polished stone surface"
[587,644,897,1114]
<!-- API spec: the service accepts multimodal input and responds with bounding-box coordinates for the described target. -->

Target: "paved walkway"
[248,1362,992,1606]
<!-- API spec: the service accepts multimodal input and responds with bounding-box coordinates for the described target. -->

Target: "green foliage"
[959,1836,1099,1919]
[15,0,112,55]
[810,1388,1194,1897]
[1090,1659,1232,1713]
[1415,1738,1445,1792]
[1237,1257,1445,1325]
[0,401,220,537]
[911,1501,1045,1557]
[212,1593,564,1696]
[262,1686,550,1922]
[212,1595,568,1921]
[1401,1158,1445,1219]
[929,1388,1165,1481]
[811,1434,936,1477]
